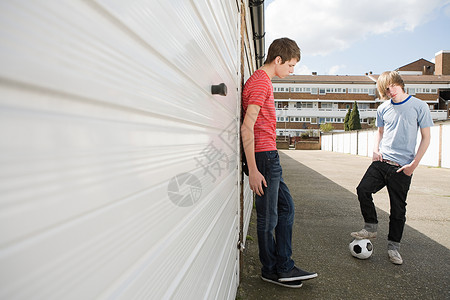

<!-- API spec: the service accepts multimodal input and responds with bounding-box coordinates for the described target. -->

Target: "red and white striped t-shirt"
[242,69,277,152]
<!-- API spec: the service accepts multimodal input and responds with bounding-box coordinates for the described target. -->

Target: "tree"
[349,101,362,131]
[344,107,351,131]
[320,123,335,132]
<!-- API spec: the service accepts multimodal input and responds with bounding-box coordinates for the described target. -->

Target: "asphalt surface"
[236,150,450,300]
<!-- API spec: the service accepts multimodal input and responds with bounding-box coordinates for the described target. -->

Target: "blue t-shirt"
[376,95,434,166]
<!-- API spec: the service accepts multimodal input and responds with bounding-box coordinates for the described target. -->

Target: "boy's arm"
[241,104,267,196]
[398,127,431,176]
[372,127,384,161]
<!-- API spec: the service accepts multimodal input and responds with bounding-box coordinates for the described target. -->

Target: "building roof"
[371,74,450,83]
[272,75,375,84]
[272,74,450,84]
[396,58,434,72]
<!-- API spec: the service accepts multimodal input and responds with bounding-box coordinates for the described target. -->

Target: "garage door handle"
[211,83,227,96]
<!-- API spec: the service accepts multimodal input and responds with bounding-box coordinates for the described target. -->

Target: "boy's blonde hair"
[377,71,405,100]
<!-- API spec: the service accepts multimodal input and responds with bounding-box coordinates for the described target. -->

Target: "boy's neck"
[392,92,409,103]
[260,63,276,79]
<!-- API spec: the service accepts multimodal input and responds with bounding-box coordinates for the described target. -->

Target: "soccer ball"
[349,239,373,259]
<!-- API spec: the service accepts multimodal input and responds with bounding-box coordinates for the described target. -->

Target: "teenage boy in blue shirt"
[351,71,433,265]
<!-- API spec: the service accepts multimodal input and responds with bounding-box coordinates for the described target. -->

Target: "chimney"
[423,65,433,75]
[435,50,450,75]
[312,72,317,75]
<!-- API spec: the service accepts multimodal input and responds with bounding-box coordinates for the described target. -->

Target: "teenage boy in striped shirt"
[241,37,317,288]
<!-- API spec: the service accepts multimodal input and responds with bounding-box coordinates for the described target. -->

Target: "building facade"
[273,51,450,138]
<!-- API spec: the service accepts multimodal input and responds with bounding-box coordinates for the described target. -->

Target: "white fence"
[322,121,450,169]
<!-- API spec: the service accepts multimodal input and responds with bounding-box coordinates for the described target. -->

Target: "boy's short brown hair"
[377,71,405,100]
[264,37,301,65]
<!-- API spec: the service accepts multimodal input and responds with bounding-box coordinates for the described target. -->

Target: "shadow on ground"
[236,152,450,300]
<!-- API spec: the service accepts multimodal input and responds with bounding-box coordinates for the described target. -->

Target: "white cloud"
[265,0,450,57]
[294,64,312,75]
[327,65,346,75]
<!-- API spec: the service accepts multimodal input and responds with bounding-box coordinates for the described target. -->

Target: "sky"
[264,0,450,75]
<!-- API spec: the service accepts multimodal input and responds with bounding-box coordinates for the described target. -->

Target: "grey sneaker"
[350,229,377,240]
[388,249,403,265]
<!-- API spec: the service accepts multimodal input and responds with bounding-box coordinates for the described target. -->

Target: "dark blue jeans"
[356,161,412,243]
[254,150,295,274]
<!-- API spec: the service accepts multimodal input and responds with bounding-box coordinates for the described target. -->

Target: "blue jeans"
[356,161,412,243]
[254,150,295,274]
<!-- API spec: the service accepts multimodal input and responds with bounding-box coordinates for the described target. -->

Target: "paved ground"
[236,150,450,300]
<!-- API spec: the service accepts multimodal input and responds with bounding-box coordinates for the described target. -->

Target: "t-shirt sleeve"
[247,78,270,107]
[417,101,434,128]
[376,107,384,128]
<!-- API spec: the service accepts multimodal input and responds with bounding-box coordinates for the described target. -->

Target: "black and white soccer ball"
[349,239,373,259]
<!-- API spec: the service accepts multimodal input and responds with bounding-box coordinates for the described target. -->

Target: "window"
[311,88,318,94]
[299,102,313,108]
[322,87,346,93]
[291,87,311,93]
[319,88,326,95]
[416,88,438,94]
[274,87,289,92]
[348,88,376,95]
[321,103,333,109]
[359,104,369,110]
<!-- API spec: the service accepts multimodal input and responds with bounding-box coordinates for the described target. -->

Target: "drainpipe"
[249,0,265,68]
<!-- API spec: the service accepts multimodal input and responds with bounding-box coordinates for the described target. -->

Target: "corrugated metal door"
[0,1,242,299]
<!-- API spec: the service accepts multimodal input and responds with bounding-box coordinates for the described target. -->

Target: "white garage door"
[0,1,242,299]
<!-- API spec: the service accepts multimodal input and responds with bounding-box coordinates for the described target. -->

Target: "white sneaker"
[388,249,403,265]
[350,229,377,240]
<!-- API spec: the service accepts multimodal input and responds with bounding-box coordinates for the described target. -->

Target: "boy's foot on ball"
[351,228,377,240]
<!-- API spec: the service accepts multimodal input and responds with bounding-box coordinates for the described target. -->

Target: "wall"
[0,1,253,299]
[322,122,450,169]
[240,0,256,268]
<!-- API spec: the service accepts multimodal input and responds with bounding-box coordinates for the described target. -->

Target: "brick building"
[273,51,450,137]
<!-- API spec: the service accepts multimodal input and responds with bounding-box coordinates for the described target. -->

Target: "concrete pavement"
[236,150,450,300]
